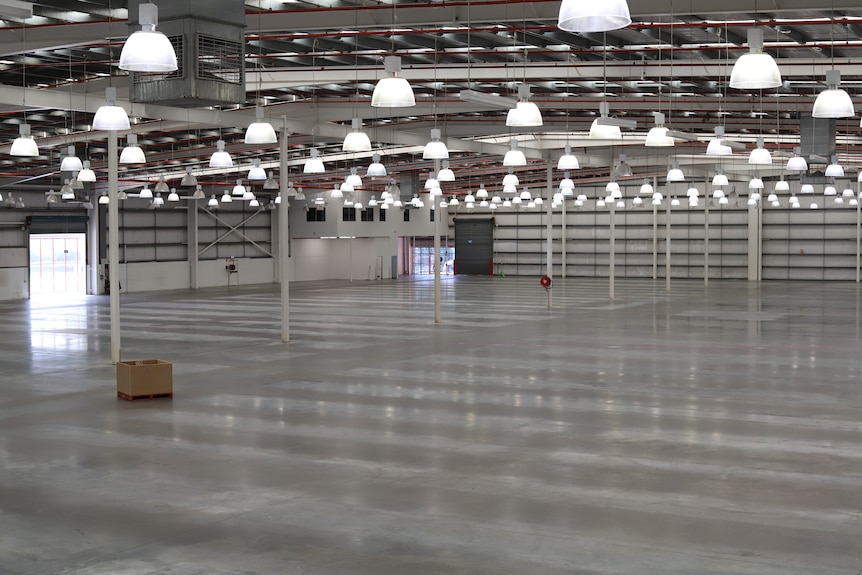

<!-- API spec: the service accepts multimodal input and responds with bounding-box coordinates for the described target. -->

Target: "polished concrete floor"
[1,276,861,575]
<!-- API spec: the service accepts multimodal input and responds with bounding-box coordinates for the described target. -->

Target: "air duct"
[127,0,245,107]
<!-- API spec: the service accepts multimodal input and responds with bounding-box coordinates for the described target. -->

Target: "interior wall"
[292,237,396,281]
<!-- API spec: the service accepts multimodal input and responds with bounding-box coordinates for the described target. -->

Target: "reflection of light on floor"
[30,332,90,351]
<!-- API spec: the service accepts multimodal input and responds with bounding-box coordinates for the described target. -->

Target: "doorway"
[29,233,87,296]
[454,219,493,275]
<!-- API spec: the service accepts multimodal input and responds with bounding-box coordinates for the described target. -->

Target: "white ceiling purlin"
[0,85,537,160]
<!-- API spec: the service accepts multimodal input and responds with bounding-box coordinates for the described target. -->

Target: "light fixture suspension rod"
[108,130,121,364]
[280,119,291,342]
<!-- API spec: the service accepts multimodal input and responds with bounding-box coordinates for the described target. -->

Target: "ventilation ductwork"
[128,0,245,107]
[799,115,836,161]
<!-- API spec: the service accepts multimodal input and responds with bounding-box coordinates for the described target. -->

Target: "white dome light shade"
[424,174,440,190]
[423,128,449,159]
[557,144,580,170]
[92,87,130,131]
[209,139,233,168]
[719,196,729,205]
[263,172,278,190]
[340,180,354,193]
[304,148,325,173]
[502,171,519,187]
[640,180,654,195]
[632,196,643,206]
[248,158,267,180]
[748,137,772,165]
[437,161,455,182]
[503,139,527,167]
[589,119,622,140]
[245,106,278,145]
[767,193,778,202]
[98,193,109,205]
[706,139,733,156]
[801,184,815,194]
[749,177,764,189]
[232,179,246,196]
[152,193,164,206]
[560,173,575,191]
[366,153,387,177]
[506,85,543,127]
[686,187,699,198]
[824,185,837,196]
[843,188,855,198]
[346,167,363,188]
[475,185,488,199]
[208,195,218,207]
[557,0,631,32]
[825,156,844,177]
[60,146,83,172]
[834,196,845,205]
[775,180,790,192]
[154,175,170,194]
[645,126,674,147]
[851,199,859,206]
[786,147,808,171]
[371,56,416,107]
[343,118,372,152]
[666,161,685,182]
[119,3,178,72]
[180,167,197,187]
[139,186,153,199]
[10,124,38,157]
[520,188,532,200]
[671,197,681,207]
[812,70,855,119]
[712,171,729,186]
[120,134,146,164]
[606,181,620,194]
[167,188,179,202]
[221,190,233,203]
[77,160,96,182]
[729,28,782,90]
[192,185,205,200]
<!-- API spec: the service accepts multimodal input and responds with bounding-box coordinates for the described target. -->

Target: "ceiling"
[1,0,862,202]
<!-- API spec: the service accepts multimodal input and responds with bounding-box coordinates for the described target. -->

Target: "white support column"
[857,178,861,283]
[87,202,99,294]
[545,162,553,309]
[652,203,658,280]
[188,198,199,289]
[433,158,441,324]
[747,199,762,281]
[108,131,120,364]
[279,122,290,343]
[561,192,567,278]
[609,198,615,301]
[704,179,710,287]
[665,194,671,293]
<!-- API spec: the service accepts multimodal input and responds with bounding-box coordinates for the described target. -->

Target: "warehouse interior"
[1,1,861,574]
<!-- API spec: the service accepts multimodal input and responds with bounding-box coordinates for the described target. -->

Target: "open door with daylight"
[29,233,86,296]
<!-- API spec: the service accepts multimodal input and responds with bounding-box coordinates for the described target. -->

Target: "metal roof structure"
[1,0,862,200]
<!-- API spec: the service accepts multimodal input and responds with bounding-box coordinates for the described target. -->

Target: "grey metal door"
[454,219,493,275]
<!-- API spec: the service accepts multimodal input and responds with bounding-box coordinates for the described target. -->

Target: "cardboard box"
[116,359,173,399]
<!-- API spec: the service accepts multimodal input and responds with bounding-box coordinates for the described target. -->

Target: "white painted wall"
[292,237,395,281]
[0,267,28,300]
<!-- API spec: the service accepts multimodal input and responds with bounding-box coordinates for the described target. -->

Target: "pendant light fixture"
[232,179,246,196]
[786,147,808,171]
[589,102,622,140]
[366,153,387,177]
[614,154,632,177]
[502,138,526,167]
[705,126,733,156]
[557,145,580,170]
[640,179,654,195]
[371,56,415,107]
[221,190,233,203]
[304,148,325,173]
[644,113,674,147]
[712,169,729,186]
[423,128,449,160]
[729,28,782,90]
[209,139,233,168]
[11,124,38,157]
[825,155,844,177]
[342,118,372,153]
[92,87,130,131]
[77,161,96,183]
[192,185,205,200]
[167,188,179,202]
[812,70,855,119]
[119,3,178,72]
[248,159,267,180]
[60,146,83,172]
[346,167,363,188]
[120,134,146,164]
[557,0,631,32]
[437,161,455,182]
[244,106,278,145]
[263,172,279,190]
[748,137,772,165]
[154,175,170,194]
[139,185,153,199]
[153,193,165,207]
[180,167,197,187]
[506,84,543,127]
[11,21,38,157]
[666,161,685,182]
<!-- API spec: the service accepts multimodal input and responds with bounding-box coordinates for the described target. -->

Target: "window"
[379,207,386,222]
[361,208,374,222]
[430,208,435,222]
[342,207,356,221]
[306,207,326,222]
[403,209,410,222]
